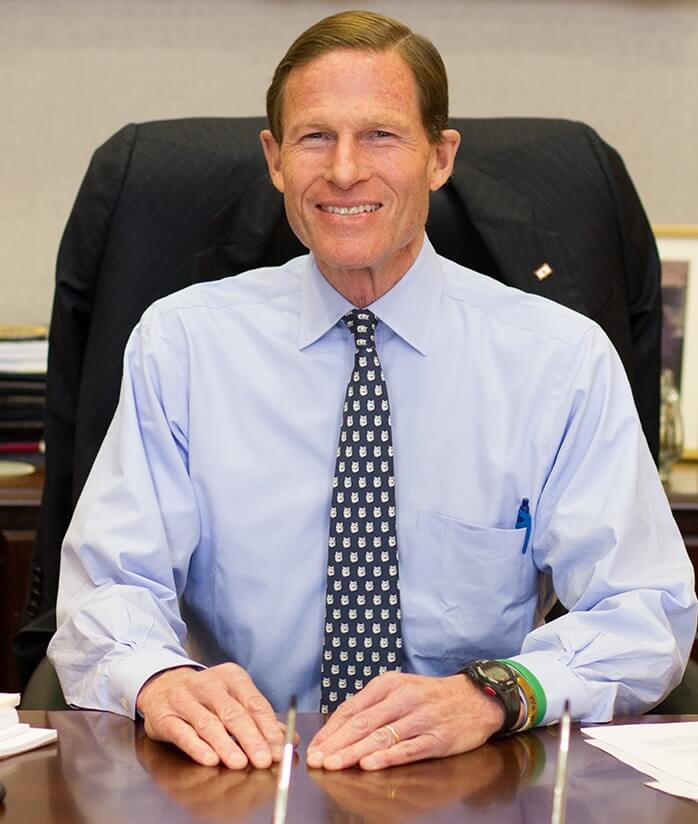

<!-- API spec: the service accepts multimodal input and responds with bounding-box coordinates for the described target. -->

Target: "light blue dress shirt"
[49,237,697,723]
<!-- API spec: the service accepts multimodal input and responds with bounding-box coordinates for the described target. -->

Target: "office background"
[2,0,697,324]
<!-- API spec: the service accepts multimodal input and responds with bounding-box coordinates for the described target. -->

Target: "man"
[49,10,696,772]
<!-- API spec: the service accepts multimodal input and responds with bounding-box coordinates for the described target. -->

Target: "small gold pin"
[533,262,554,281]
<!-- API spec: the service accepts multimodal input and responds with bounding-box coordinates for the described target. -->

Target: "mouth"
[317,204,382,215]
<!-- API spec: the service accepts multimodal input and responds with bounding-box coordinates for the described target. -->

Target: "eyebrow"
[286,118,412,138]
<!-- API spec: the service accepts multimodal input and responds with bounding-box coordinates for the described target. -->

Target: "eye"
[371,130,394,139]
[303,132,328,141]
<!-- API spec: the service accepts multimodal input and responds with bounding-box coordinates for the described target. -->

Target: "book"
[0,340,48,374]
[0,324,48,342]
[0,375,47,393]
[0,424,44,443]
[0,693,57,759]
[0,332,47,443]
[0,441,44,455]
[0,394,46,408]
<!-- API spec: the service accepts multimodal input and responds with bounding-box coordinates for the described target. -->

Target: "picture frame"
[654,225,698,460]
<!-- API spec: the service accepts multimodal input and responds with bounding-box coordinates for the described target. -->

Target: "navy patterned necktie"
[320,309,403,714]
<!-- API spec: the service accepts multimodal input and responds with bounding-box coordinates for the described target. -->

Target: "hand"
[136,663,287,770]
[306,671,505,771]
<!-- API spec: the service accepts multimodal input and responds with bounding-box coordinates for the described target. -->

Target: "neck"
[324,270,398,308]
[315,237,425,307]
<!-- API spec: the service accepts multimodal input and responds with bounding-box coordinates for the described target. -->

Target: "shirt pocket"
[402,509,538,666]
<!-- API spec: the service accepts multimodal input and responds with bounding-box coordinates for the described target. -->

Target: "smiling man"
[49,11,696,773]
[259,46,458,308]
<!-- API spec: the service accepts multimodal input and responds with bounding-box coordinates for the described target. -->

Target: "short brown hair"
[266,10,449,144]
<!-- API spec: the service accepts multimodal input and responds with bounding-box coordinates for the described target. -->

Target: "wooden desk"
[0,711,695,823]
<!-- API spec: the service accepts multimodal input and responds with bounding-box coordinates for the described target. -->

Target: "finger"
[277,722,301,751]
[359,734,437,771]
[148,714,248,769]
[218,668,285,765]
[205,697,275,768]
[311,682,386,747]
[320,719,408,771]
[308,693,403,767]
[310,674,396,750]
[163,682,253,769]
[183,706,253,770]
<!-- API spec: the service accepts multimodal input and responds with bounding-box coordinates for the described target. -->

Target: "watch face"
[486,664,511,681]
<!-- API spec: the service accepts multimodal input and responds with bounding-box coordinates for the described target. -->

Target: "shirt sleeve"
[48,307,204,717]
[511,325,697,725]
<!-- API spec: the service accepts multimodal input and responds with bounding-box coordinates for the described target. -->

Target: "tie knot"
[344,309,377,350]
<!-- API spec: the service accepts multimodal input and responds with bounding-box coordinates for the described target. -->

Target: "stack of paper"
[0,340,48,374]
[0,694,57,759]
[583,722,698,802]
[0,326,47,449]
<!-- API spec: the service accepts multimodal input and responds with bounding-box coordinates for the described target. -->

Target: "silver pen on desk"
[272,694,297,824]
[551,699,571,824]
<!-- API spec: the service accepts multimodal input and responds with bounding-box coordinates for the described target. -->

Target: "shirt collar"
[298,235,444,355]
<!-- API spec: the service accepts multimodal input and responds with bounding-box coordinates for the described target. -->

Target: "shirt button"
[120,697,128,711]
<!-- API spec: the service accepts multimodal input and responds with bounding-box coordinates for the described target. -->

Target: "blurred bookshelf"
[0,324,47,466]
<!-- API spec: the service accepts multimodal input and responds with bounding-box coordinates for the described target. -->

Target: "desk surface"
[0,711,694,823]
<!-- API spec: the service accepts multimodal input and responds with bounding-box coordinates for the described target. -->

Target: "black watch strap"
[458,659,521,734]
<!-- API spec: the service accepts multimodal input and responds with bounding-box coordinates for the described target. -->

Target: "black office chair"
[20,655,68,710]
[16,116,694,712]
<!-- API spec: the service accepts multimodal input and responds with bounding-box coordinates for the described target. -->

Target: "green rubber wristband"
[499,659,547,727]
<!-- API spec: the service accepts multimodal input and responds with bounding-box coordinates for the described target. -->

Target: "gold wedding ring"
[384,723,400,746]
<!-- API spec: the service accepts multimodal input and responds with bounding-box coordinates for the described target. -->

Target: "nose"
[324,135,367,189]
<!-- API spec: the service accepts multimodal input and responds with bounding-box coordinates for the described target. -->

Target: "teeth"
[321,204,380,215]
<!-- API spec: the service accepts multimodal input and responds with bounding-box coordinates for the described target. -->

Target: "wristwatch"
[458,659,522,734]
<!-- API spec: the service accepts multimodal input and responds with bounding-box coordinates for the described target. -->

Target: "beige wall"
[2,0,697,323]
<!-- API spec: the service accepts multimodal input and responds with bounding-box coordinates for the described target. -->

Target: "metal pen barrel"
[272,696,297,824]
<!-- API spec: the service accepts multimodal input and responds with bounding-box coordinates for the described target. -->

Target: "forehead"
[281,49,422,131]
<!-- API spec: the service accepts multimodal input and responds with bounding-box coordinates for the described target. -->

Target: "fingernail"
[362,755,379,770]
[307,748,324,767]
[253,748,272,768]
[272,744,283,761]
[202,751,219,766]
[230,752,248,769]
[325,754,342,770]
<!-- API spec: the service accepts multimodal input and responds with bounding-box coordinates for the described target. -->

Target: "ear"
[259,129,285,193]
[428,128,461,192]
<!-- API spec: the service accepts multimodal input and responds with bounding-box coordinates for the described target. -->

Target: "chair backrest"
[13,116,661,683]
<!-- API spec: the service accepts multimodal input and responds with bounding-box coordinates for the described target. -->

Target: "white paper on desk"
[582,722,698,791]
[646,779,698,802]
[0,723,29,741]
[585,739,698,801]
[0,728,57,760]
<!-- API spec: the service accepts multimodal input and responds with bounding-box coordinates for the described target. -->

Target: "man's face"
[260,49,459,287]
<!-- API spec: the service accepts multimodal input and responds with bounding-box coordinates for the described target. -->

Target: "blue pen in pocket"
[516,498,532,554]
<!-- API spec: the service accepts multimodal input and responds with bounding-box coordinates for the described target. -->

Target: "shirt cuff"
[110,648,205,719]
[508,650,614,725]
